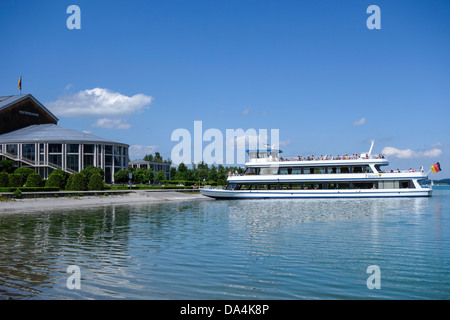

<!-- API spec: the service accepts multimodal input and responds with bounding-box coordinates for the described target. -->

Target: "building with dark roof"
[129,159,171,180]
[0,94,129,183]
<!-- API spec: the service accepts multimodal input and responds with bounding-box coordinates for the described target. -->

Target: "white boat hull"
[200,188,432,199]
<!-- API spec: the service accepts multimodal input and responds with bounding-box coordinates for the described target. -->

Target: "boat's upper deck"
[246,149,389,167]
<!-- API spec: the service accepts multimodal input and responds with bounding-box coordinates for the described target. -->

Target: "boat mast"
[368,139,375,156]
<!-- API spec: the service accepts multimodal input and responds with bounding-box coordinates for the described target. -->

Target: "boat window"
[313,167,326,174]
[260,167,278,175]
[401,181,411,188]
[353,182,375,189]
[329,167,339,174]
[353,166,373,173]
[280,183,302,190]
[245,167,259,175]
[340,167,350,174]
[303,168,312,174]
[353,166,363,173]
[279,167,289,175]
[291,168,302,175]
[226,183,238,190]
[378,181,400,189]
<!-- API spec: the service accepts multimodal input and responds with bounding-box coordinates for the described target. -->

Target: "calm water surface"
[1,187,449,300]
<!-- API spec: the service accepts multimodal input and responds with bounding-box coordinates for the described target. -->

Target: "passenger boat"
[200,141,432,199]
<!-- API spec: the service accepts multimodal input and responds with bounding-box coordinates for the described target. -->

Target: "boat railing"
[249,154,387,162]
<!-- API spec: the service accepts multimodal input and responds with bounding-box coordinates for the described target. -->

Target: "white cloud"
[279,140,291,147]
[352,117,366,126]
[431,142,442,147]
[129,145,159,159]
[92,118,131,130]
[47,88,153,117]
[382,147,442,159]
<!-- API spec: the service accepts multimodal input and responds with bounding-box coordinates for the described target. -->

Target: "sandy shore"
[0,191,211,214]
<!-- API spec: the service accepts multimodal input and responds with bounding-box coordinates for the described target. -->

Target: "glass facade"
[0,141,128,183]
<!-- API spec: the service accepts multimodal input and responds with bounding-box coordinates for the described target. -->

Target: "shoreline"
[0,191,211,214]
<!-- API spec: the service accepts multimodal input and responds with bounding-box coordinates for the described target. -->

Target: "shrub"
[114,169,130,184]
[45,172,66,190]
[88,173,104,191]
[0,172,9,187]
[9,174,23,188]
[0,187,59,192]
[13,188,22,199]
[0,159,14,173]
[25,173,44,187]
[65,173,88,191]
[14,167,36,185]
[81,166,105,181]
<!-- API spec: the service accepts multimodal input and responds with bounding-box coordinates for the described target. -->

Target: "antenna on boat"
[368,139,375,156]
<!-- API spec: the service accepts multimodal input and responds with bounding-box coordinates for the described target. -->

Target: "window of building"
[84,144,95,154]
[67,154,79,171]
[49,144,62,153]
[105,145,113,155]
[67,144,79,153]
[6,144,17,156]
[49,154,62,167]
[22,144,35,161]
[84,155,94,168]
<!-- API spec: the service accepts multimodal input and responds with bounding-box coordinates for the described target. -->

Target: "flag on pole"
[18,76,22,91]
[431,162,441,174]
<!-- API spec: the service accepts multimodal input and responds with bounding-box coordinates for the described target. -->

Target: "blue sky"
[1,0,449,177]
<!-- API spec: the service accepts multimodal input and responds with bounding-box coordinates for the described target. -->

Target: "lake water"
[1,187,449,300]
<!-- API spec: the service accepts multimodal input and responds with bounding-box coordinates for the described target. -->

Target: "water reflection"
[0,205,132,299]
[0,191,449,300]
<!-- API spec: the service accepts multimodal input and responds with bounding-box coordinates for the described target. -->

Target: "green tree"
[114,169,130,185]
[208,165,218,182]
[0,172,9,187]
[45,169,69,190]
[154,170,166,183]
[217,165,227,181]
[170,167,177,180]
[197,168,208,181]
[45,173,65,190]
[154,152,163,163]
[88,173,104,190]
[143,154,154,162]
[81,166,104,181]
[0,160,14,173]
[132,168,153,184]
[144,168,154,184]
[66,173,88,191]
[174,163,189,180]
[14,167,35,185]
[9,174,23,188]
[25,173,44,187]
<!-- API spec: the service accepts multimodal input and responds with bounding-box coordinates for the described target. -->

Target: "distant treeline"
[420,178,450,185]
